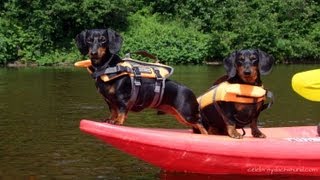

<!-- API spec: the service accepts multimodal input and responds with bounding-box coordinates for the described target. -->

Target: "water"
[1,65,319,179]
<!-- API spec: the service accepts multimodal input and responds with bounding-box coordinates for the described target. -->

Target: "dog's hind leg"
[105,108,127,125]
[158,105,208,135]
[104,101,118,122]
[112,105,128,125]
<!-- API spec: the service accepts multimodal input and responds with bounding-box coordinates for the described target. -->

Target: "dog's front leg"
[104,107,127,125]
[226,124,243,139]
[250,118,266,138]
[113,105,128,125]
[104,100,118,123]
[221,112,243,138]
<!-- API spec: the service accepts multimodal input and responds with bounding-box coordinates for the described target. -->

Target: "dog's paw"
[227,125,243,139]
[252,130,266,138]
[105,119,124,125]
[229,131,243,139]
[104,119,116,124]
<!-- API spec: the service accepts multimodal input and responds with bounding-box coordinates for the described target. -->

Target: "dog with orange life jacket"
[197,49,274,139]
[74,28,208,135]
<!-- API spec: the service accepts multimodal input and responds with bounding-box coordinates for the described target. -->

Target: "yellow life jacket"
[198,81,267,109]
[81,58,173,82]
[75,57,174,109]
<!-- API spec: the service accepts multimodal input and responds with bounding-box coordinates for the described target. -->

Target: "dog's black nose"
[244,70,251,75]
[90,51,98,56]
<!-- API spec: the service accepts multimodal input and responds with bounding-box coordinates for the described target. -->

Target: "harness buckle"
[134,79,141,86]
[154,84,161,93]
[154,68,163,81]
[104,66,117,74]
[133,66,142,86]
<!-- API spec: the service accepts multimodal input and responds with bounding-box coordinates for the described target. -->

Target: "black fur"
[200,49,274,138]
[75,29,208,134]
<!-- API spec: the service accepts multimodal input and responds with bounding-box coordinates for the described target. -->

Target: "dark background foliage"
[1,0,320,65]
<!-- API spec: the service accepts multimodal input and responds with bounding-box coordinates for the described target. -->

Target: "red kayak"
[80,120,320,176]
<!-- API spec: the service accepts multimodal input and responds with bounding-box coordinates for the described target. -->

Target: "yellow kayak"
[292,69,320,101]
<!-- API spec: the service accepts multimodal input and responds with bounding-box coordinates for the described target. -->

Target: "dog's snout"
[244,69,251,75]
[90,50,98,56]
[90,43,99,56]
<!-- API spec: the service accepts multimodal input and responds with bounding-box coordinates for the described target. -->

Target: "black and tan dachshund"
[198,49,274,138]
[75,29,208,134]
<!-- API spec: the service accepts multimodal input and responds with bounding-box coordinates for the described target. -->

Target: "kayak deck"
[80,119,320,176]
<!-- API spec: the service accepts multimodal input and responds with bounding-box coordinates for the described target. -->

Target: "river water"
[1,64,319,179]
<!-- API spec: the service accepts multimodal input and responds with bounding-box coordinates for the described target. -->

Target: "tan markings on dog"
[98,47,107,58]
[250,54,257,60]
[116,112,127,125]
[106,85,116,94]
[226,124,243,139]
[109,107,118,120]
[157,105,208,135]
[234,104,246,112]
[238,66,258,84]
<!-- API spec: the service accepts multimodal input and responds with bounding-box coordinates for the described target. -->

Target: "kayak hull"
[79,120,320,176]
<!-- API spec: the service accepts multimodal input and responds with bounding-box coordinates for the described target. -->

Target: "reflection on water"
[0,65,319,178]
[160,170,320,180]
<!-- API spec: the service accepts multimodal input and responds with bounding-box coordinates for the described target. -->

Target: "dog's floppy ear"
[107,28,122,54]
[75,30,88,55]
[257,49,274,75]
[223,51,237,78]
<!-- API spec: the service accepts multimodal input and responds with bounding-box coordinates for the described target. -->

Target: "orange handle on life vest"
[74,60,92,68]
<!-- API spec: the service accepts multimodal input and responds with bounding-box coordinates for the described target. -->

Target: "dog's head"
[75,29,122,66]
[223,49,274,84]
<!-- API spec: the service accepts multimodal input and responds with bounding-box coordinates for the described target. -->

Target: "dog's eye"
[239,56,245,62]
[236,60,243,65]
[99,36,107,43]
[250,57,258,64]
[86,37,93,44]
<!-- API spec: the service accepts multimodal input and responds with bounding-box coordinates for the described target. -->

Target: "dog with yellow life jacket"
[74,28,208,135]
[197,49,274,139]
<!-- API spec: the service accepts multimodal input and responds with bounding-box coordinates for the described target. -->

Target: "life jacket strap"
[128,66,166,110]
[149,68,166,108]
[91,65,132,79]
[261,90,274,111]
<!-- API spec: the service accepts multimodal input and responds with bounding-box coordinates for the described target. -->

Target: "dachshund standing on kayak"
[75,29,208,135]
[197,49,274,138]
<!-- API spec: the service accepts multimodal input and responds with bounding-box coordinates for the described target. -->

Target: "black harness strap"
[127,66,142,110]
[149,68,165,108]
[92,65,132,79]
[201,84,247,136]
[261,90,274,111]
[207,84,273,136]
[91,58,169,111]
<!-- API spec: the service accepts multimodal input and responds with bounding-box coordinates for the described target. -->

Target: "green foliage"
[149,0,320,63]
[121,11,211,64]
[0,0,133,65]
[0,17,17,64]
[1,0,320,65]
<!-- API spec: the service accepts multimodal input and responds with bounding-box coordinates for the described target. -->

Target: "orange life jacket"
[86,58,173,82]
[75,58,174,109]
[198,81,267,109]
